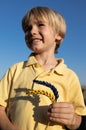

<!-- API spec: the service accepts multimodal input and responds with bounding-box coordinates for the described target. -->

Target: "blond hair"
[22,6,66,53]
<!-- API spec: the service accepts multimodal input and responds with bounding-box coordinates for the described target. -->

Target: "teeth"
[29,37,41,43]
[32,39,41,42]
[33,38,40,40]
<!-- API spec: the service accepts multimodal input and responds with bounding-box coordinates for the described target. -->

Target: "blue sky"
[0,0,86,86]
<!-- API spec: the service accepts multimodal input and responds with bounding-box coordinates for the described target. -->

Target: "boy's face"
[25,15,60,54]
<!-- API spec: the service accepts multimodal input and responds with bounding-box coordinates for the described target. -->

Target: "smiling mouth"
[30,38,42,44]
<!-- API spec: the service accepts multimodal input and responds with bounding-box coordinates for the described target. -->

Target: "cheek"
[45,32,55,43]
[24,34,31,49]
[44,29,55,38]
[25,33,30,45]
[25,33,29,43]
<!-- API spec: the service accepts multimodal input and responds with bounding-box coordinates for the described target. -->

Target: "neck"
[34,53,58,70]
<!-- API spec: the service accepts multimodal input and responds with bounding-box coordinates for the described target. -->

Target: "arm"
[75,116,86,130]
[0,106,19,130]
[65,116,86,130]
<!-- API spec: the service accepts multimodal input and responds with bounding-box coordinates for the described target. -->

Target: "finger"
[49,111,73,118]
[50,102,74,113]
[52,102,73,108]
[49,116,71,125]
[51,107,74,114]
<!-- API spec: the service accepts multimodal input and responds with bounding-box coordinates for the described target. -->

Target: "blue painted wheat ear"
[33,79,59,101]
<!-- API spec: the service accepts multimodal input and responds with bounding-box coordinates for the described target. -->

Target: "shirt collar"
[25,54,67,75]
[54,58,67,75]
[25,55,38,66]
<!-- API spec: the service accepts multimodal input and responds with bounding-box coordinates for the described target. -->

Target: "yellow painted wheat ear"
[26,89,56,103]
[26,80,59,102]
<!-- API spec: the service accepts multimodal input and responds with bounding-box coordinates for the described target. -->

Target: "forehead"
[28,14,48,24]
[22,8,56,33]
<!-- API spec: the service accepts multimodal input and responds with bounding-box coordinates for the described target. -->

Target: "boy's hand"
[47,102,81,129]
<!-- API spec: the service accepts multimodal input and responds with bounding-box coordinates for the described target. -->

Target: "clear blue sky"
[0,0,86,86]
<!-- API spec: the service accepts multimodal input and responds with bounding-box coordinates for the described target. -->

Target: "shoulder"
[56,58,80,83]
[9,60,27,72]
[64,64,80,83]
[56,58,78,77]
[1,60,27,80]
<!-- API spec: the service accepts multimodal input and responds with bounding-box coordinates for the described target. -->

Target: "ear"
[56,35,63,41]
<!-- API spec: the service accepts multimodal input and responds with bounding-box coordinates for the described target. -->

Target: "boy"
[0,6,86,130]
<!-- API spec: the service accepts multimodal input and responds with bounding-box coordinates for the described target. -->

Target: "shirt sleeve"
[0,67,14,107]
[67,71,86,115]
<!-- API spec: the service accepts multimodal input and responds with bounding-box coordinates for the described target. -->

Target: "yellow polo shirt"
[0,54,86,130]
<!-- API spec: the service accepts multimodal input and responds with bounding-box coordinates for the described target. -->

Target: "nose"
[30,25,38,35]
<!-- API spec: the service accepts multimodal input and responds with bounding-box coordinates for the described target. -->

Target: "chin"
[32,47,43,53]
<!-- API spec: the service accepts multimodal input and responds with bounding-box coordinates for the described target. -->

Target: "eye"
[38,23,45,27]
[24,25,32,32]
[28,25,32,31]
